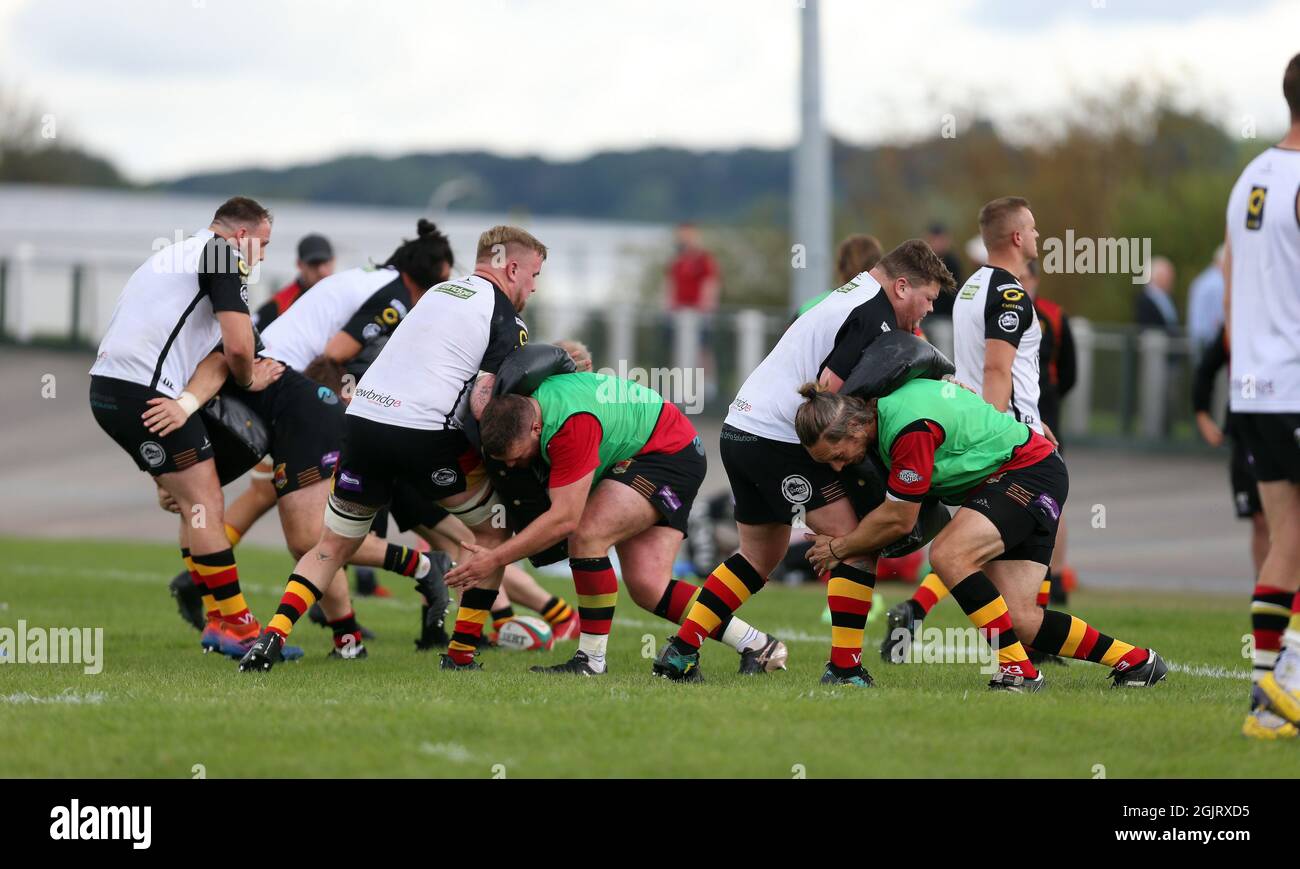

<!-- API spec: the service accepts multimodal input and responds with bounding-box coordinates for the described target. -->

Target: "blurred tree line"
[0,85,126,188]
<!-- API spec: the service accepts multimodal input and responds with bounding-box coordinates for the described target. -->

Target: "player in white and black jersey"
[239,225,544,672]
[952,196,1045,438]
[653,240,954,686]
[1227,53,1300,739]
[89,196,282,655]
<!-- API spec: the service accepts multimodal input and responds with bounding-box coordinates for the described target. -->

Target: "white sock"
[578,633,608,672]
[413,553,431,580]
[721,618,764,653]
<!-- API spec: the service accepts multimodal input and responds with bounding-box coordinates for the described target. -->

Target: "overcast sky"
[2,0,1297,182]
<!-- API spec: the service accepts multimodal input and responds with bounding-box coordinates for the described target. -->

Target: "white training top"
[260,266,407,372]
[90,230,251,398]
[725,272,897,443]
[952,264,1043,433]
[346,274,528,431]
[1227,146,1300,413]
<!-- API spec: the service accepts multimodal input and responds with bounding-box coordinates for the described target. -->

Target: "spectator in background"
[925,222,963,318]
[664,222,719,314]
[835,233,883,284]
[1134,256,1179,333]
[1186,245,1226,358]
[253,233,336,331]
[1024,259,1078,604]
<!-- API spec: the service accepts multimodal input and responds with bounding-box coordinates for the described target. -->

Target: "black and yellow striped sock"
[192,548,252,626]
[449,587,496,665]
[328,610,363,650]
[492,605,515,632]
[828,564,875,670]
[675,554,765,651]
[1030,609,1149,670]
[267,574,322,640]
[181,547,218,620]
[949,571,1037,679]
[540,595,575,627]
[383,544,423,577]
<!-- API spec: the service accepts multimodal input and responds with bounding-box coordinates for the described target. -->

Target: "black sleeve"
[984,272,1033,347]
[198,235,250,315]
[821,296,893,381]
[480,290,529,375]
[1056,313,1077,397]
[341,282,404,345]
[1192,327,1228,413]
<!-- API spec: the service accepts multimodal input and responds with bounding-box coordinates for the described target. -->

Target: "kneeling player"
[795,379,1167,692]
[447,371,786,677]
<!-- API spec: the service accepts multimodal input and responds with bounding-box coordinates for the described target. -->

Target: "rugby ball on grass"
[496,616,555,652]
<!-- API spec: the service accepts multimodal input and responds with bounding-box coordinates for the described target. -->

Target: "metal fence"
[0,256,1214,445]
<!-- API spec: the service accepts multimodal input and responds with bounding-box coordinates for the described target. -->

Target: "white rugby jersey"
[90,230,250,398]
[261,266,409,371]
[1227,146,1300,413]
[725,272,896,443]
[952,265,1043,433]
[347,274,528,431]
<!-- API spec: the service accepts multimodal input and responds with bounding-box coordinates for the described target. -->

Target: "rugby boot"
[438,653,482,671]
[738,635,789,674]
[879,600,919,664]
[1109,649,1167,688]
[652,639,703,682]
[820,662,874,687]
[169,570,205,631]
[988,670,1045,692]
[530,650,603,676]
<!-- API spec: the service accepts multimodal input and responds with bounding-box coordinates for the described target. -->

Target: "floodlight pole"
[791,0,831,312]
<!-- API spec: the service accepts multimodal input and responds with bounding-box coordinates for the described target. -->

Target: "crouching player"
[446,370,787,677]
[796,378,1167,692]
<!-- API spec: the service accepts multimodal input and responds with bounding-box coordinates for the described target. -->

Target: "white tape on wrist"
[177,391,201,416]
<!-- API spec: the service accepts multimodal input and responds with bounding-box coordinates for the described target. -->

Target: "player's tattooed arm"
[470,373,495,420]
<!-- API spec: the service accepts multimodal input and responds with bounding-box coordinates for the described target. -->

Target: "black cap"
[297,234,334,264]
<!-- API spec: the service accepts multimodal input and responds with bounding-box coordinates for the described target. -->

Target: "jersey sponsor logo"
[273,462,288,490]
[239,285,249,305]
[1246,185,1267,230]
[321,450,339,471]
[656,484,683,513]
[1000,287,1025,302]
[781,474,812,504]
[139,441,166,468]
[518,329,529,346]
[985,473,1004,484]
[337,470,363,492]
[389,298,408,317]
[362,322,382,340]
[998,311,1020,333]
[611,459,633,475]
[237,259,250,277]
[834,277,861,293]
[380,307,400,325]
[353,387,401,408]
[896,469,923,485]
[431,467,459,487]
[1032,492,1061,522]
[692,435,705,456]
[433,283,477,299]
[880,322,891,332]
[317,385,338,405]
[959,278,981,300]
[730,398,752,413]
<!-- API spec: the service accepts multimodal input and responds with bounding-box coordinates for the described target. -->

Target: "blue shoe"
[652,639,702,682]
[820,663,874,687]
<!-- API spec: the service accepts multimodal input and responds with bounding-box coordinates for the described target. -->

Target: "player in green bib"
[795,378,1166,692]
[446,371,788,677]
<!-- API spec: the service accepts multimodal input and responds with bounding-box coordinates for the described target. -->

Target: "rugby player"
[452,370,787,677]
[652,240,953,686]
[238,226,543,672]
[252,233,336,330]
[89,196,273,654]
[795,379,1167,691]
[1226,53,1300,739]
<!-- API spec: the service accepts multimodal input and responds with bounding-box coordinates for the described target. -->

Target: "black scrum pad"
[841,331,955,401]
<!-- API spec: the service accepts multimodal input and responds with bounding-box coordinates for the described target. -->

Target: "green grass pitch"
[1,536,1296,778]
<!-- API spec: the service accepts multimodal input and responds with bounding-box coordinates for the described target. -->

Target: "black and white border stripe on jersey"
[150,288,207,392]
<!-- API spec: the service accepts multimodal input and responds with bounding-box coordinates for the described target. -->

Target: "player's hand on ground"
[804,533,841,574]
[1195,411,1225,448]
[142,397,189,436]
[246,358,286,392]
[155,484,180,514]
[445,541,498,588]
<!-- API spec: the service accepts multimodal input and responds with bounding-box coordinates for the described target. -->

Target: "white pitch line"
[7,563,1253,682]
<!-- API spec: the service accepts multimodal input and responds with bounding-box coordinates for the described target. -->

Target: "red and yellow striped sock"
[267,574,322,639]
[677,554,765,650]
[448,587,496,665]
[224,524,242,546]
[540,595,575,627]
[1029,610,1149,670]
[949,570,1038,679]
[910,572,949,619]
[1251,585,1292,681]
[571,557,618,661]
[191,548,252,627]
[491,605,515,632]
[828,564,875,669]
[328,610,363,650]
[1036,575,1052,608]
[181,548,218,620]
